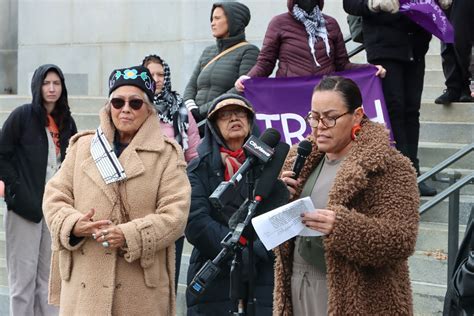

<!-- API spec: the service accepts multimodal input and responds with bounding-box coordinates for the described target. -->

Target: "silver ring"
[102,241,110,248]
[92,233,97,240]
[102,230,109,236]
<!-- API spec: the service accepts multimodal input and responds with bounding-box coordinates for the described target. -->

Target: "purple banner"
[243,66,391,145]
[400,0,454,43]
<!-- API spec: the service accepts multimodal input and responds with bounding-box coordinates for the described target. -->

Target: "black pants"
[441,0,474,94]
[376,58,425,173]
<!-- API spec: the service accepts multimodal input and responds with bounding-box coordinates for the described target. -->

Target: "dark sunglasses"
[110,98,144,110]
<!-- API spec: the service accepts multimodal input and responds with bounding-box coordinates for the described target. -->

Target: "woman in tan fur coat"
[42,66,191,315]
[276,76,420,315]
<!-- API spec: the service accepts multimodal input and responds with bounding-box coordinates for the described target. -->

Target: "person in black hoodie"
[185,94,278,316]
[343,0,437,196]
[0,64,77,315]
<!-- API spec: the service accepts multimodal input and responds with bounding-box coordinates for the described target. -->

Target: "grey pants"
[4,210,59,316]
[291,259,328,315]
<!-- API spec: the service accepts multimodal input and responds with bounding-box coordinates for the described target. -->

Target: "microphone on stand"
[291,140,312,179]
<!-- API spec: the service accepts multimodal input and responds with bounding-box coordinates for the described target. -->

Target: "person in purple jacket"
[235,0,385,92]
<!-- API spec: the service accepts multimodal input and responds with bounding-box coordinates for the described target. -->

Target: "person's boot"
[419,182,437,196]
[435,89,460,104]
[459,90,474,102]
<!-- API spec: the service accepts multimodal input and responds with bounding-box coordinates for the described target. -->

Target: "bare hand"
[280,170,300,200]
[301,209,336,235]
[234,75,250,92]
[72,208,112,238]
[94,224,126,249]
[375,65,387,78]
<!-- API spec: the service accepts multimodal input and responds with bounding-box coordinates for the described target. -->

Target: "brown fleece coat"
[273,121,420,315]
[43,109,191,315]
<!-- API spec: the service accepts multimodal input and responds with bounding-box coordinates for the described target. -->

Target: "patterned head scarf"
[292,4,330,67]
[142,54,190,150]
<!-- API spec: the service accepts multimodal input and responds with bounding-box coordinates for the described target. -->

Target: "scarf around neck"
[90,126,126,184]
[292,4,330,67]
[220,147,246,181]
[151,56,190,150]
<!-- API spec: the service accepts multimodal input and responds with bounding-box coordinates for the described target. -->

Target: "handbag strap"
[202,41,249,72]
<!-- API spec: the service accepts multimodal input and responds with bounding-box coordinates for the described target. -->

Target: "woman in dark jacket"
[183,1,259,136]
[185,94,274,315]
[0,64,77,315]
[235,0,385,91]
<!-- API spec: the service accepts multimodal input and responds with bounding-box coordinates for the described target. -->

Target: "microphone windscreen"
[254,142,290,199]
[259,128,281,148]
[255,179,289,216]
[297,139,312,157]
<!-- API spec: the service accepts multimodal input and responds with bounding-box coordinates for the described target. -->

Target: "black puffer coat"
[185,94,273,316]
[183,2,259,121]
[0,64,77,222]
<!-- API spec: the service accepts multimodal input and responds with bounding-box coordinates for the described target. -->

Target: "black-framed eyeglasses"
[305,111,350,128]
[110,98,144,110]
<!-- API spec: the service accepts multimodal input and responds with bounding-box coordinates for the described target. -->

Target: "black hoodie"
[0,64,77,222]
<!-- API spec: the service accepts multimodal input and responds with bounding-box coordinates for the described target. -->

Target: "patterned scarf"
[90,126,126,184]
[220,147,246,181]
[292,4,330,67]
[149,55,190,150]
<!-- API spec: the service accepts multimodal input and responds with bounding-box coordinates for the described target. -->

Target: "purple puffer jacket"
[247,0,362,78]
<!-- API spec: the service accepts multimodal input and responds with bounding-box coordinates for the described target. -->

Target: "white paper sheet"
[251,197,325,250]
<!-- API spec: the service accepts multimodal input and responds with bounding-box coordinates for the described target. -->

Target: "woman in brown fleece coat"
[42,66,191,315]
[276,76,420,315]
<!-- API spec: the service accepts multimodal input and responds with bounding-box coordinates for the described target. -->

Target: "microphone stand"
[229,168,256,315]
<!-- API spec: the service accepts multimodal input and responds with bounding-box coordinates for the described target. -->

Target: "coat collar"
[290,120,393,206]
[82,108,164,204]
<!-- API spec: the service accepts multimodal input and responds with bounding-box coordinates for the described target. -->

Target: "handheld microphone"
[209,128,281,209]
[291,140,312,179]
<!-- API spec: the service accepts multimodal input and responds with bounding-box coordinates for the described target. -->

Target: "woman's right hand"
[280,170,300,200]
[72,208,112,238]
[234,75,250,93]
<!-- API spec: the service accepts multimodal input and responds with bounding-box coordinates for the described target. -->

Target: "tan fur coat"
[273,121,420,315]
[43,109,191,315]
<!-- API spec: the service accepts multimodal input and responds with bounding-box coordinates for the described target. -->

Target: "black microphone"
[209,128,281,209]
[291,140,312,179]
[228,142,290,230]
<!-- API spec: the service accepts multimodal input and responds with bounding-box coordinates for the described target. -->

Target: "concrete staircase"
[1,41,473,316]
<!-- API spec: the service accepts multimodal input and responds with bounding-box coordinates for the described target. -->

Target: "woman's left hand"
[375,65,387,78]
[301,209,336,235]
[94,225,126,249]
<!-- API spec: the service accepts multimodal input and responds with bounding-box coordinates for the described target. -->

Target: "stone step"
[420,102,474,123]
[412,281,446,315]
[419,121,474,144]
[0,96,105,113]
[416,221,466,252]
[422,85,446,101]
[410,251,448,286]
[0,285,8,315]
[423,69,446,87]
[418,142,474,172]
[420,194,474,225]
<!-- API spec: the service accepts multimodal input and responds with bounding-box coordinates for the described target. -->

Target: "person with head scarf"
[0,64,77,315]
[42,65,190,315]
[142,54,200,163]
[143,54,200,293]
[183,1,260,137]
[185,94,277,315]
[234,0,386,91]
